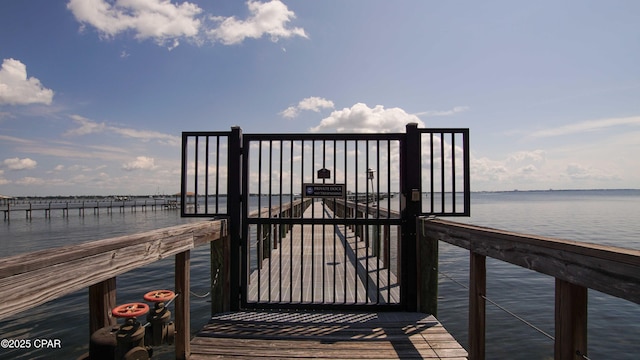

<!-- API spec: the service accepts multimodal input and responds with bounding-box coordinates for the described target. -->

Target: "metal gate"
[181,124,469,311]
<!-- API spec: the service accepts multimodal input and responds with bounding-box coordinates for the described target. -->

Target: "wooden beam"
[210,227,230,314]
[421,218,640,304]
[88,277,117,334]
[175,250,191,360]
[555,279,587,360]
[469,252,486,360]
[0,220,226,321]
[417,222,438,316]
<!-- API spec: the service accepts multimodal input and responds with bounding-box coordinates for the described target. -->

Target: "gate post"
[400,123,422,311]
[228,126,243,311]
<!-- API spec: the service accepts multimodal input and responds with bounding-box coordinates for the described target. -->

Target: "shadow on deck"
[191,311,468,359]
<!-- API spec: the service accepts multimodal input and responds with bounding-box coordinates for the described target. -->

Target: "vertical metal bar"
[215,136,220,214]
[194,136,199,213]
[205,136,210,212]
[440,132,445,213]
[333,139,337,304]
[464,130,471,216]
[384,140,391,303]
[376,139,381,304]
[322,139,326,304]
[229,126,242,311]
[180,133,188,217]
[268,140,273,302]
[354,140,359,303]
[279,139,283,303]
[401,123,421,311]
[290,140,294,303]
[430,133,434,214]
[451,132,456,213]
[257,141,262,301]
[343,139,348,304]
[365,140,370,303]
[311,140,315,302]
[300,140,305,303]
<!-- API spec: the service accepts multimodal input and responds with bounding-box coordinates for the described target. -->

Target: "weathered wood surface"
[325,198,401,219]
[176,250,191,360]
[248,201,399,305]
[191,311,467,359]
[420,218,640,304]
[0,220,227,320]
[88,277,117,334]
[248,198,312,218]
[555,278,587,360]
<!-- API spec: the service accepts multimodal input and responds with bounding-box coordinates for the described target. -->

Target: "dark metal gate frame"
[181,123,470,312]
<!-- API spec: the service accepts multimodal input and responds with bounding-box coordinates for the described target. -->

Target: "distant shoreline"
[2,188,639,200]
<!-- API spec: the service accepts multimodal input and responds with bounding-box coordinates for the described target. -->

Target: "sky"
[1,0,639,196]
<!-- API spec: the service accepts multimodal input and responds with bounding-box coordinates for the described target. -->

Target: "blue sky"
[1,0,639,196]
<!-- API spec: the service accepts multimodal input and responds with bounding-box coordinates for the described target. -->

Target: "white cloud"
[415,106,469,117]
[15,177,46,186]
[65,114,179,146]
[66,0,307,48]
[3,157,37,170]
[310,103,424,133]
[280,96,334,118]
[566,163,619,181]
[207,0,307,45]
[507,150,546,164]
[65,115,107,136]
[0,58,54,106]
[531,116,640,137]
[67,0,202,48]
[123,156,157,171]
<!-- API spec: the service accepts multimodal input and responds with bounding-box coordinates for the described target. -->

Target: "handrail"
[418,217,640,360]
[248,198,312,218]
[0,219,228,360]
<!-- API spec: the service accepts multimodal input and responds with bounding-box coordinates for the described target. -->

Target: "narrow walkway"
[190,201,467,359]
[248,201,399,305]
[191,310,468,359]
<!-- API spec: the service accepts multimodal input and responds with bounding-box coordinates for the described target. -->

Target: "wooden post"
[175,250,191,360]
[555,279,587,360]
[417,219,438,316]
[210,230,230,315]
[88,277,117,335]
[469,252,486,360]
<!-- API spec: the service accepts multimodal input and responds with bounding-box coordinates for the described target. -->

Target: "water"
[438,189,640,360]
[1,190,639,359]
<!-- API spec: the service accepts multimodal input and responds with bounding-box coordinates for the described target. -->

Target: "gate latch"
[411,189,420,202]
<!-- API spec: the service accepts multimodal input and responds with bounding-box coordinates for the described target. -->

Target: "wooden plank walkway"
[191,310,468,359]
[248,201,399,305]
[190,201,467,359]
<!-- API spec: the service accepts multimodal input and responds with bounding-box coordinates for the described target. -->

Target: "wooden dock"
[191,201,467,359]
[248,201,399,305]
[2,198,178,220]
[191,311,468,359]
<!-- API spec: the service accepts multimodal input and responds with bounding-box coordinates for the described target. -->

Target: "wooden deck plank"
[191,311,467,359]
[248,201,399,305]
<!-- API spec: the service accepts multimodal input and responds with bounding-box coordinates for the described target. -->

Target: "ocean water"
[0,190,638,359]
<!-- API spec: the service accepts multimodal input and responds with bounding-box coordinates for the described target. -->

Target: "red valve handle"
[143,289,175,302]
[112,302,149,318]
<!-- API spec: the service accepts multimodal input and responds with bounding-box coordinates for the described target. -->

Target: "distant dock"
[1,197,179,220]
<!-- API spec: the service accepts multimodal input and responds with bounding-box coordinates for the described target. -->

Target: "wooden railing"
[249,198,313,264]
[418,217,640,360]
[0,219,228,360]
